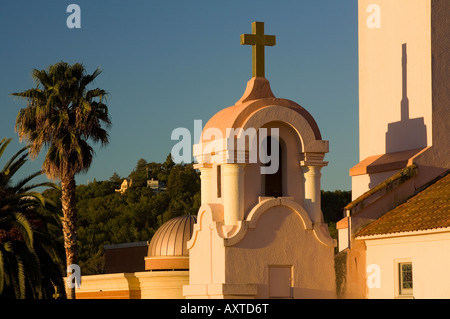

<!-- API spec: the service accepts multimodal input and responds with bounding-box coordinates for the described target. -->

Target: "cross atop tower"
[240,22,276,78]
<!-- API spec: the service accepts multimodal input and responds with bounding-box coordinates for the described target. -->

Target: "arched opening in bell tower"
[262,136,284,198]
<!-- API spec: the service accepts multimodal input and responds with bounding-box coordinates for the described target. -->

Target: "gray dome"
[148,215,196,257]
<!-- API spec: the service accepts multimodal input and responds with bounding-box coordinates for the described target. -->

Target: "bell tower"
[351,0,450,199]
[183,22,337,299]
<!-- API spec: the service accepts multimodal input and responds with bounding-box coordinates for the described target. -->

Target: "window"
[263,137,283,198]
[399,262,413,296]
[217,165,222,198]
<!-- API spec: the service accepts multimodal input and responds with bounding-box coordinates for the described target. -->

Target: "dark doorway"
[263,136,283,198]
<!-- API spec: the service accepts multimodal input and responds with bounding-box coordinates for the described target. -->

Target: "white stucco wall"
[358,0,432,160]
[363,230,450,299]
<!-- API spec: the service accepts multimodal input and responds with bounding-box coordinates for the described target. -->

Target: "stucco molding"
[223,197,315,246]
[187,203,224,249]
[313,222,338,247]
[241,105,328,154]
[188,199,336,249]
[194,102,328,163]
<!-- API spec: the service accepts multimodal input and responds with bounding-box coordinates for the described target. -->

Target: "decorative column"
[302,166,323,224]
[195,163,213,205]
[300,153,328,224]
[222,163,246,226]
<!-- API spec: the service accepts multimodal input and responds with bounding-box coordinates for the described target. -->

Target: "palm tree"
[0,138,65,299]
[12,62,111,298]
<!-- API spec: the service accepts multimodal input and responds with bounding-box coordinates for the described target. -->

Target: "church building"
[75,21,337,299]
[74,0,449,299]
[336,0,450,299]
[183,21,336,299]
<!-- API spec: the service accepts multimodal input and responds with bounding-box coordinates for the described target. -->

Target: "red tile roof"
[356,171,450,237]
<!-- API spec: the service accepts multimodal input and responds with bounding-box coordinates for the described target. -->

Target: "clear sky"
[0,0,359,191]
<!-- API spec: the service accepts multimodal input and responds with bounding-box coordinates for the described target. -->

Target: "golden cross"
[240,22,276,78]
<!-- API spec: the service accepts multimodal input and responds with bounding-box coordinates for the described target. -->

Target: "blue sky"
[0,0,359,191]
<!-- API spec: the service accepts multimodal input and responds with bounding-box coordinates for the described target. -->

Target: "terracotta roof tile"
[356,171,450,237]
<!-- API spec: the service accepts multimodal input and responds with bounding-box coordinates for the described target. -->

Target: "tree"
[34,159,200,277]
[12,62,111,298]
[109,172,122,188]
[162,154,175,172]
[321,190,351,253]
[164,164,200,222]
[0,138,65,299]
[321,190,352,224]
[128,158,148,187]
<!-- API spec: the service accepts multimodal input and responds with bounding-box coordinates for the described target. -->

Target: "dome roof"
[145,215,196,270]
[200,77,322,144]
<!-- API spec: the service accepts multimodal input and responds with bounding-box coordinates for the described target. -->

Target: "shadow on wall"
[385,43,427,154]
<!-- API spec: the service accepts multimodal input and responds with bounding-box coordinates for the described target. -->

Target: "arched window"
[217,165,222,198]
[262,136,283,198]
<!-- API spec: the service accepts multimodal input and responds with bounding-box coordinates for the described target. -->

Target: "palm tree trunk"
[61,175,78,299]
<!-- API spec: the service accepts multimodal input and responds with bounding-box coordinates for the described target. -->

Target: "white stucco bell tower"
[183,22,337,299]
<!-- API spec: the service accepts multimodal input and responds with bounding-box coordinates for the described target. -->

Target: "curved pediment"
[223,198,335,248]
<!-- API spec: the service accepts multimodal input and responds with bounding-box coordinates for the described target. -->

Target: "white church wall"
[358,0,433,160]
[364,230,450,299]
[227,205,336,299]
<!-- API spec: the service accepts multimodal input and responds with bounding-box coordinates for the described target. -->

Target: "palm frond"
[19,181,59,194]
[0,138,12,159]
[11,170,44,191]
[0,250,4,295]
[21,191,47,208]
[15,256,26,299]
[2,145,29,176]
[31,68,53,90]
[80,67,102,90]
[12,213,34,251]
[0,138,64,299]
